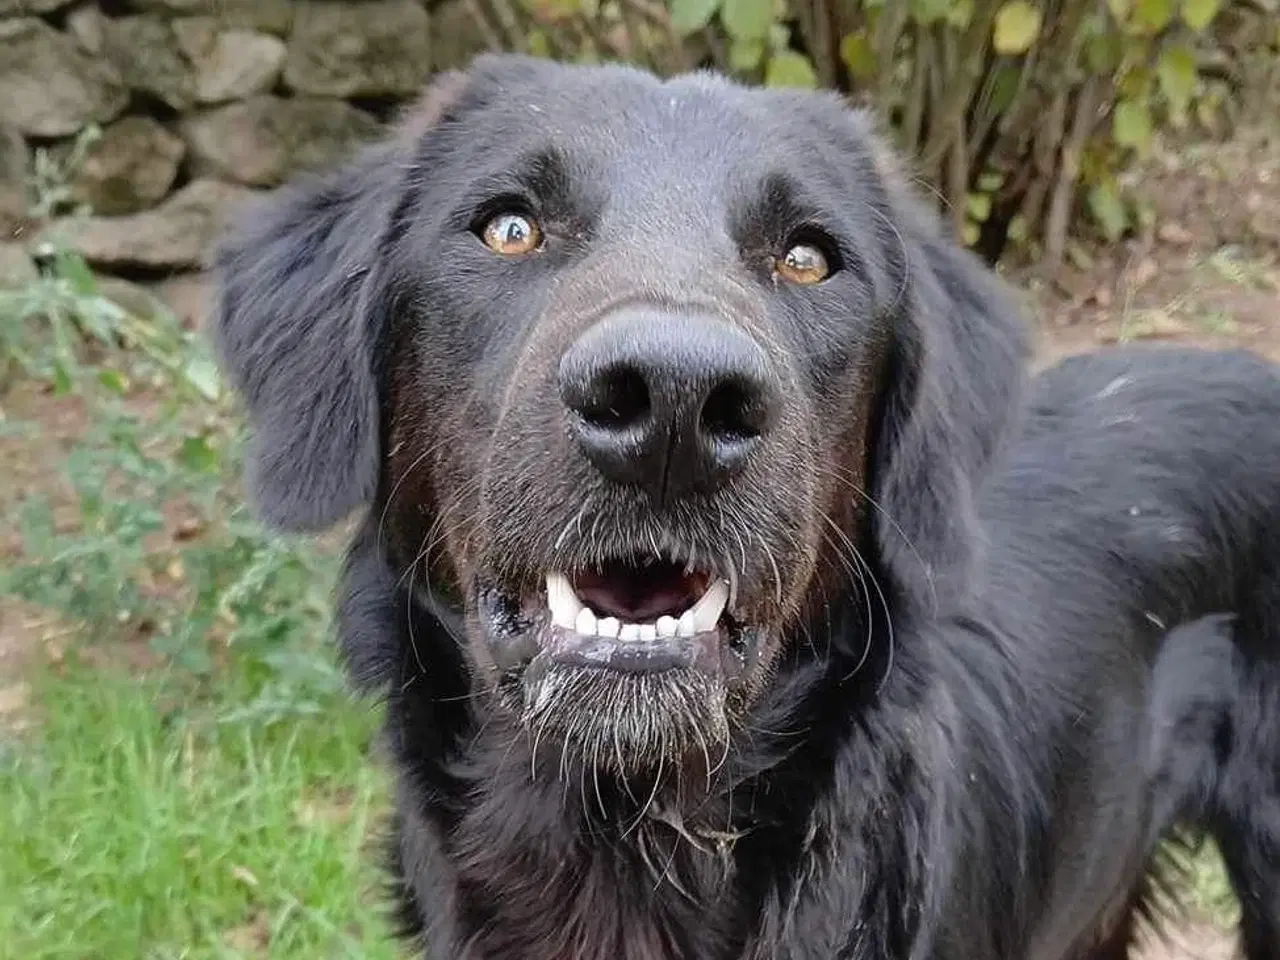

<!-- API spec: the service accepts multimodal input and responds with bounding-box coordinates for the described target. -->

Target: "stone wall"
[0,0,486,278]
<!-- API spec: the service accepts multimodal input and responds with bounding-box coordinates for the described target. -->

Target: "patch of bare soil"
[1020,124,1280,374]
[1135,922,1241,960]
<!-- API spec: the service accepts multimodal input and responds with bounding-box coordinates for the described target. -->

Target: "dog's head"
[214,55,1028,776]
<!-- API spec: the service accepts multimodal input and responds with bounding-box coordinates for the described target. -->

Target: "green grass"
[0,254,400,958]
[0,663,396,960]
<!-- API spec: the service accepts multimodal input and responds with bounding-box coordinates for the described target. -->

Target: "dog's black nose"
[557,307,778,501]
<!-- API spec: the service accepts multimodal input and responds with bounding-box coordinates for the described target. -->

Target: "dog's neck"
[373,556,944,960]
[389,583,847,958]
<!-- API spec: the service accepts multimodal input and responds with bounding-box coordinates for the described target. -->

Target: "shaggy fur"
[212,54,1280,960]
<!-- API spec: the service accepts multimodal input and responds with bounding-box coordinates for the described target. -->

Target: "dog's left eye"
[775,242,831,285]
[480,212,543,256]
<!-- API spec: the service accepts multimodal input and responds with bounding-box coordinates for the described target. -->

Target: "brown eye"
[775,242,830,285]
[481,212,542,256]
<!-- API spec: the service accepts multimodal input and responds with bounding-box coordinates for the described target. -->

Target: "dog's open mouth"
[543,558,743,676]
[548,562,726,641]
[482,556,748,681]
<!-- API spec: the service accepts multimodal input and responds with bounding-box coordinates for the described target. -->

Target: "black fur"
[212,54,1280,960]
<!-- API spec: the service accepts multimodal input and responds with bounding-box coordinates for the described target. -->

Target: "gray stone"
[67,116,186,216]
[173,18,287,104]
[0,0,71,14]
[93,276,172,323]
[35,179,254,271]
[1,127,31,241]
[66,5,109,56]
[0,19,128,138]
[150,272,211,330]
[128,0,297,35]
[102,16,197,111]
[0,242,38,290]
[284,0,431,98]
[181,96,380,187]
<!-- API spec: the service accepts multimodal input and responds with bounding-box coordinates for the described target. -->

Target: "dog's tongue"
[573,562,706,623]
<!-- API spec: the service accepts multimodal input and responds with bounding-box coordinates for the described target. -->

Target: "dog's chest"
[452,819,740,960]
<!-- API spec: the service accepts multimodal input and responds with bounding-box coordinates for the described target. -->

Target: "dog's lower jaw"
[517,662,732,779]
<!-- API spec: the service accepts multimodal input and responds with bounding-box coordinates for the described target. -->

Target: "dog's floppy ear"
[211,71,470,533]
[863,127,1032,609]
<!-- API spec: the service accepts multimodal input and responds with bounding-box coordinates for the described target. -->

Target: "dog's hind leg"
[1215,821,1280,960]
[1206,599,1280,960]
[1210,664,1280,960]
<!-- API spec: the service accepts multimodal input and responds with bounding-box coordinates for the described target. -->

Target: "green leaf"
[947,0,975,28]
[1180,0,1220,30]
[993,2,1042,55]
[840,31,878,82]
[965,192,993,222]
[987,64,1022,113]
[1133,0,1172,32]
[765,51,818,89]
[1106,0,1132,22]
[183,356,222,403]
[56,250,98,297]
[1088,181,1129,241]
[1156,44,1197,118]
[962,222,981,247]
[527,29,553,57]
[909,0,951,24]
[977,171,1004,192]
[51,359,73,396]
[97,369,129,395]
[178,434,218,475]
[1007,213,1029,244]
[1112,97,1153,150]
[669,0,722,34]
[1086,31,1125,75]
[729,36,765,71]
[720,0,774,41]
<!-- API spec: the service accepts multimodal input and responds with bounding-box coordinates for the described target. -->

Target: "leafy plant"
[2,252,345,724]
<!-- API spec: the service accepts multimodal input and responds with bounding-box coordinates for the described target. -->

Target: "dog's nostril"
[581,367,651,429]
[700,380,763,445]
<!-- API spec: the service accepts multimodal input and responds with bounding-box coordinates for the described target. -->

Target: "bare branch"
[1042,76,1102,274]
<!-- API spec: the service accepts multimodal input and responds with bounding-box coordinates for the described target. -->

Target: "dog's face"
[214,55,1027,777]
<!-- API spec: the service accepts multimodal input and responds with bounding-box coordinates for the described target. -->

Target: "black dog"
[212,54,1280,960]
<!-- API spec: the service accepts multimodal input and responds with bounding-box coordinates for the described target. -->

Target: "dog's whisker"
[813,462,937,614]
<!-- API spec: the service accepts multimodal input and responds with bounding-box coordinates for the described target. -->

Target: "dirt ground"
[4,121,1277,957]
[1021,125,1280,370]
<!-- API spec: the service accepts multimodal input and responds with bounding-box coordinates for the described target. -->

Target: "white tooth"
[676,610,696,638]
[690,579,730,635]
[597,617,620,639]
[638,623,657,641]
[619,623,641,642]
[546,572,583,630]
[656,615,679,639]
[575,607,596,636]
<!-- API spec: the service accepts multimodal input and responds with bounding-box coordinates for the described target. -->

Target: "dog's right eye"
[480,212,543,257]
